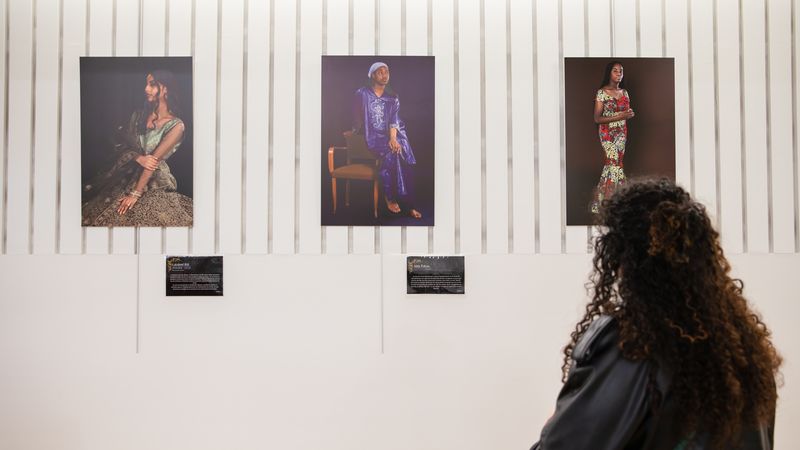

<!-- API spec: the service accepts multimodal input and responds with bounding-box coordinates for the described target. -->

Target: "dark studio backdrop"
[80,57,194,198]
[565,57,675,226]
[321,56,435,226]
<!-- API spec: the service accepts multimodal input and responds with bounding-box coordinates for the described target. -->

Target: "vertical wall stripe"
[241,0,248,254]
[55,0,63,252]
[764,0,774,251]
[1,0,7,254]
[136,0,140,56]
[188,0,195,255]
[687,0,696,194]
[661,0,666,56]
[558,0,566,253]
[294,0,300,254]
[610,0,615,55]
[28,0,36,254]
[506,0,512,253]
[480,0,486,254]
[453,0,460,253]
[164,0,169,54]
[346,0,353,254]
[267,0,274,253]
[401,0,406,54]
[583,0,589,52]
[321,0,327,255]
[793,0,800,252]
[739,0,749,251]
[213,0,221,253]
[348,0,353,53]
[112,0,116,54]
[81,0,90,255]
[427,0,434,253]
[635,0,641,56]
[713,0,722,230]
[532,0,540,253]
[400,0,407,254]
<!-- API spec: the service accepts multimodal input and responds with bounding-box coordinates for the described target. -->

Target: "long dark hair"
[137,69,182,134]
[599,60,626,89]
[563,178,781,449]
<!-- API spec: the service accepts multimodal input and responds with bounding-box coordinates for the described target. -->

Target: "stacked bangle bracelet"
[128,190,142,199]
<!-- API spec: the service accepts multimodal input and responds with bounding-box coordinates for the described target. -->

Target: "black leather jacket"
[530,316,775,450]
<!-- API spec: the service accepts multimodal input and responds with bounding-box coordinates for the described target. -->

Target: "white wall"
[0,0,798,448]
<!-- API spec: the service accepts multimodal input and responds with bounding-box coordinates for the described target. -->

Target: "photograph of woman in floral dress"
[565,57,675,226]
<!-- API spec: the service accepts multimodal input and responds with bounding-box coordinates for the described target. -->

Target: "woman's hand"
[619,108,635,120]
[389,138,401,153]
[136,154,160,171]
[117,194,139,215]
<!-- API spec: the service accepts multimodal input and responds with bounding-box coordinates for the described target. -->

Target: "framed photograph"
[565,57,675,226]
[321,56,435,226]
[80,57,193,227]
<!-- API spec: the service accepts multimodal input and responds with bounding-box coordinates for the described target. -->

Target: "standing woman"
[82,70,192,226]
[590,61,635,214]
[531,179,781,450]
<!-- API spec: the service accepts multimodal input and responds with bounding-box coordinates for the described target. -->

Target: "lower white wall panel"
[1,254,797,449]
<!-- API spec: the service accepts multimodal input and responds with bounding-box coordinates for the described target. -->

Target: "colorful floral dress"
[590,88,630,214]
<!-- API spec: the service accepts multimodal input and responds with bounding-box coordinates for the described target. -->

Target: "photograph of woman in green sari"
[81,58,193,227]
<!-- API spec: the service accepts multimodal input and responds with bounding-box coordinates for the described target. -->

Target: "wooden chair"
[327,132,380,218]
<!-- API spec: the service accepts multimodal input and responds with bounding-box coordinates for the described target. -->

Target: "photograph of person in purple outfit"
[322,56,434,226]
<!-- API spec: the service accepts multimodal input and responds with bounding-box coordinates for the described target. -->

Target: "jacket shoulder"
[572,315,617,364]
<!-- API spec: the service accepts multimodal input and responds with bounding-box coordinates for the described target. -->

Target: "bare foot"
[386,199,401,214]
[409,209,422,219]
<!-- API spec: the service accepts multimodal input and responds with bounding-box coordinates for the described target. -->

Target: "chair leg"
[373,179,379,218]
[331,178,338,214]
[345,180,351,207]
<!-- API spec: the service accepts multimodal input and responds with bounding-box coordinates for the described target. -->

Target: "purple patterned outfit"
[353,86,417,204]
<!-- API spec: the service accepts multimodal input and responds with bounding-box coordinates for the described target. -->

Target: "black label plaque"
[166,256,223,296]
[406,256,465,294]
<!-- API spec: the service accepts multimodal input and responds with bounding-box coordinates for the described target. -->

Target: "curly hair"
[562,178,782,449]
